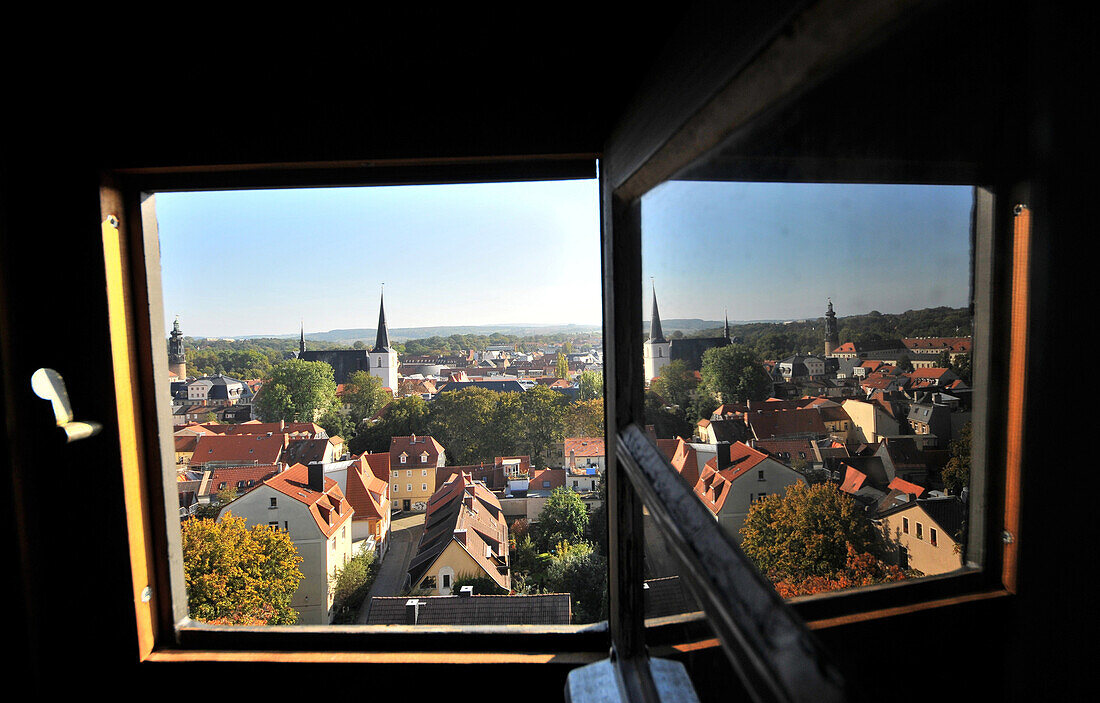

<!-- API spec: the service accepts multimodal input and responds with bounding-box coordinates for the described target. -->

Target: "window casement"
[85,6,1032,696]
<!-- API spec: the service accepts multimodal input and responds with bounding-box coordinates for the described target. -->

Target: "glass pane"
[154,180,606,625]
[641,181,975,600]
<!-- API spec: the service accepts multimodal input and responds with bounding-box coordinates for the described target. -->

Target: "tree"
[181,514,303,625]
[428,387,501,464]
[555,352,569,380]
[254,358,338,423]
[771,543,907,597]
[352,340,366,349]
[577,369,603,401]
[543,541,607,623]
[700,344,772,404]
[342,370,391,426]
[563,398,604,438]
[897,354,914,373]
[348,395,430,454]
[534,487,589,552]
[739,482,882,580]
[330,548,377,623]
[649,360,698,412]
[941,421,971,495]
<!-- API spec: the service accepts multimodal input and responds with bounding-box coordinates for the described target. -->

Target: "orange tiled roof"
[564,437,605,457]
[192,433,288,467]
[264,463,352,538]
[840,464,868,494]
[887,476,926,497]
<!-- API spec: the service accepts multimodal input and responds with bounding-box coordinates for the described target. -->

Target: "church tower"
[168,316,187,379]
[368,288,399,393]
[643,285,672,382]
[824,298,839,356]
[299,321,305,357]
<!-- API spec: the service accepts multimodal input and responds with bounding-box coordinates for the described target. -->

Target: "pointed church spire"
[649,281,666,343]
[373,285,391,351]
[299,321,305,355]
[724,310,730,340]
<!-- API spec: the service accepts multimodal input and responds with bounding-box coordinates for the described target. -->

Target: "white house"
[218,462,354,625]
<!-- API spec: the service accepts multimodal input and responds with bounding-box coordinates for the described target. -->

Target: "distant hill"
[642,318,779,332]
[238,323,603,344]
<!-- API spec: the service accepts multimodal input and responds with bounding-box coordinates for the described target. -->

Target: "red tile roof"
[531,468,566,491]
[343,456,389,523]
[204,464,281,498]
[693,460,732,515]
[717,442,771,483]
[192,433,288,467]
[839,464,868,494]
[564,437,605,458]
[887,476,926,497]
[263,463,352,538]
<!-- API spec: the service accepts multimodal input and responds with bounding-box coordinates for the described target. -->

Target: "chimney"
[454,528,467,546]
[458,585,473,598]
[411,433,417,444]
[308,462,324,492]
[405,599,422,625]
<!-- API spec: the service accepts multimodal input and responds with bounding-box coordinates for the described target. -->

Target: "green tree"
[941,422,972,495]
[348,395,431,454]
[897,354,914,373]
[516,384,568,466]
[342,370,391,425]
[254,358,338,423]
[649,360,698,413]
[330,548,377,623]
[740,482,881,580]
[544,541,607,623]
[428,387,501,464]
[555,353,569,379]
[352,340,366,349]
[181,514,303,625]
[535,487,589,552]
[700,344,772,404]
[577,369,603,401]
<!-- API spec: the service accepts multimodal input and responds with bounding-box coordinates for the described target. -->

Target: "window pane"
[641,181,975,601]
[156,180,605,626]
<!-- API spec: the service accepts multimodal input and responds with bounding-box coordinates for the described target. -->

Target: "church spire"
[299,321,305,356]
[373,286,392,351]
[724,310,730,340]
[649,281,666,343]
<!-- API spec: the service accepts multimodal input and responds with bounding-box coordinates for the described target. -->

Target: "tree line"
[654,306,972,361]
[252,358,604,466]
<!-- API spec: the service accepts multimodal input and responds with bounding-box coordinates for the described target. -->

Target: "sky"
[642,181,972,323]
[155,179,972,338]
[156,180,602,337]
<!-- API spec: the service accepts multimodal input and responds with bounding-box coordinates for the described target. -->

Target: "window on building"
[903,517,910,534]
[916,523,924,540]
[931,528,938,547]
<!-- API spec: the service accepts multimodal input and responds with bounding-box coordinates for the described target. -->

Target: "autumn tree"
[941,421,972,495]
[563,398,605,438]
[771,543,907,597]
[740,482,882,580]
[182,514,303,625]
[700,344,772,404]
[254,358,338,423]
[428,387,502,464]
[534,487,589,552]
[649,360,698,413]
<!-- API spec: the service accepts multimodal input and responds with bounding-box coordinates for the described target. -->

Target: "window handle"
[30,368,102,443]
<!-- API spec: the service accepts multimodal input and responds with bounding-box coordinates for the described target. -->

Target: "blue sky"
[642,181,972,323]
[155,179,972,337]
[156,180,602,337]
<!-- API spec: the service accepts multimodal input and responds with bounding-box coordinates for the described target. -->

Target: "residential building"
[407,472,510,595]
[326,455,390,556]
[390,434,446,511]
[876,496,966,576]
[218,463,353,624]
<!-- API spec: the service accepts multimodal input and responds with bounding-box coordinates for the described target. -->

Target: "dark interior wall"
[1,3,1086,700]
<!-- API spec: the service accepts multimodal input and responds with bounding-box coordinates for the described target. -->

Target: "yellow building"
[876,496,965,576]
[390,435,446,511]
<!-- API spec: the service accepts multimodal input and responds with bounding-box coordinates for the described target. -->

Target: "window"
[407,484,412,493]
[903,517,910,534]
[393,484,398,493]
[441,573,451,589]
[269,497,277,508]
[421,483,426,491]
[916,522,924,540]
[931,528,938,547]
